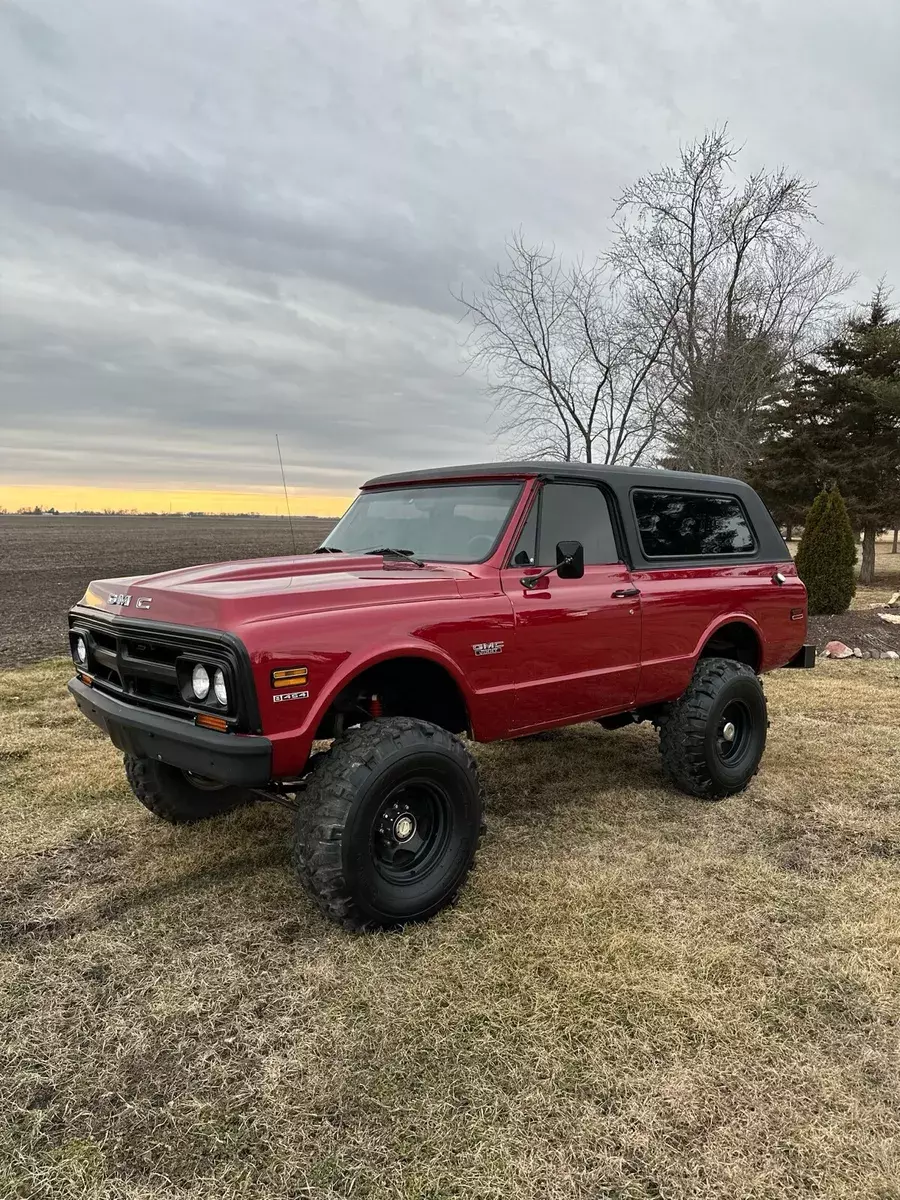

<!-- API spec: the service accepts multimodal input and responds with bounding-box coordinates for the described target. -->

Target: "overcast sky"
[2,0,899,506]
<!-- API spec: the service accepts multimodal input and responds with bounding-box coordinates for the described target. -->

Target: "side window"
[537,483,619,566]
[510,498,539,566]
[633,491,756,557]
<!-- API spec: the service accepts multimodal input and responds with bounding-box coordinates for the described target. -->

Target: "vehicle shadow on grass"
[477,721,678,824]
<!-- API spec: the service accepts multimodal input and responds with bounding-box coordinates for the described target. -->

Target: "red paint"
[71,469,808,780]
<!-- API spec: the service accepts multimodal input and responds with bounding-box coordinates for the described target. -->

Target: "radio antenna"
[275,433,298,554]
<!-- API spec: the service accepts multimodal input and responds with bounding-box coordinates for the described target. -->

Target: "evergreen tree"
[795,488,856,614]
[754,288,900,584]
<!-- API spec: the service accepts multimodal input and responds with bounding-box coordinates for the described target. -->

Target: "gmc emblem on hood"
[108,594,152,609]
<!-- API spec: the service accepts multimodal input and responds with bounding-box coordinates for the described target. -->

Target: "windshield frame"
[322,479,526,565]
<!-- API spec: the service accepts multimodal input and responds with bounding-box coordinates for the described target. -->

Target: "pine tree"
[754,288,900,584]
[795,488,857,614]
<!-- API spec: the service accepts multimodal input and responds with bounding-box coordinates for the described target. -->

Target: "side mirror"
[519,540,585,589]
[556,540,584,579]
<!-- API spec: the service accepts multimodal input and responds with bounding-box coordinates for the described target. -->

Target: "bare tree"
[456,232,676,464]
[608,128,854,476]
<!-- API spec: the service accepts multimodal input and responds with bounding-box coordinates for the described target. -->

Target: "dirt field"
[0,515,336,668]
[1,657,899,1199]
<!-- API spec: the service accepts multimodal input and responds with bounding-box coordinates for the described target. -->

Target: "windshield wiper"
[314,546,343,553]
[358,547,426,568]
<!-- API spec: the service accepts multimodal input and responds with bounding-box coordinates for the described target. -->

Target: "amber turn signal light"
[271,666,308,688]
[80,673,93,686]
[195,713,229,732]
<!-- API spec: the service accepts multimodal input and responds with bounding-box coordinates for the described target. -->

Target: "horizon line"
[0,483,352,519]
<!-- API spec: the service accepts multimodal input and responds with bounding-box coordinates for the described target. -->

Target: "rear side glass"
[633,490,756,557]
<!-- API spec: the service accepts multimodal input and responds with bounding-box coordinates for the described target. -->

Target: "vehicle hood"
[75,554,473,630]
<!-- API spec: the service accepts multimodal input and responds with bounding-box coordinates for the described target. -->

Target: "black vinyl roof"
[364,461,744,492]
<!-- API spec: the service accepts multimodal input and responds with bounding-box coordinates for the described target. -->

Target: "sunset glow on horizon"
[0,484,352,518]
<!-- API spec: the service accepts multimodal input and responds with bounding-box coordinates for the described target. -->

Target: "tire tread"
[657,657,766,801]
[123,755,251,823]
[292,717,485,932]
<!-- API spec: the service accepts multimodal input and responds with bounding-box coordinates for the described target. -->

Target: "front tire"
[293,717,484,931]
[123,756,253,823]
[657,658,767,800]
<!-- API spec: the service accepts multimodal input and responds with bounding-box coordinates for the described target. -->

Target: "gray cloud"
[2,0,899,502]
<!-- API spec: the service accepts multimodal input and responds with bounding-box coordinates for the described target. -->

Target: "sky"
[2,0,899,515]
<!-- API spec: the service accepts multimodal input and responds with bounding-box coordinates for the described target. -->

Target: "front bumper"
[68,677,272,787]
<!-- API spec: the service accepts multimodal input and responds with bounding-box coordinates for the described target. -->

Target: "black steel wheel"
[657,657,767,800]
[372,778,455,885]
[293,717,484,931]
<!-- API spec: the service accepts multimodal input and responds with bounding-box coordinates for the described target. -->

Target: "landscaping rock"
[877,612,900,625]
[852,647,863,658]
[824,640,853,659]
[884,650,899,660]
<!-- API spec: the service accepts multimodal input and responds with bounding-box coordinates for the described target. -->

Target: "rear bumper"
[68,677,272,787]
[784,643,816,669]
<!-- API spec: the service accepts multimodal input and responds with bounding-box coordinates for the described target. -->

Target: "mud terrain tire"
[124,755,253,823]
[293,717,484,931]
[658,657,767,800]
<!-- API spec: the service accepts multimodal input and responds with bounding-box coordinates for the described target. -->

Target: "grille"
[69,613,258,731]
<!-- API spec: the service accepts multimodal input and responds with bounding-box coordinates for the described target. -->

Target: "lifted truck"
[68,462,813,931]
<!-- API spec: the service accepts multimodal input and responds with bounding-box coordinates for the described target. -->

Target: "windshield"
[321,482,523,563]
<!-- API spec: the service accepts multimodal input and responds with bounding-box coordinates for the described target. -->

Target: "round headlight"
[213,668,228,707]
[191,663,211,700]
[74,635,88,666]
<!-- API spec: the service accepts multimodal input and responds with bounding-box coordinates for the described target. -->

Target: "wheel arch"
[695,616,764,673]
[311,645,474,739]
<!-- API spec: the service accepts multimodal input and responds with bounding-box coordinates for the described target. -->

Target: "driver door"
[500,482,642,732]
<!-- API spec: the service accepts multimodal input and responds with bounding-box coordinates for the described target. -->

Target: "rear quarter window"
[632,490,756,558]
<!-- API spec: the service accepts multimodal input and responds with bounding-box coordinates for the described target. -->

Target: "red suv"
[68,462,812,930]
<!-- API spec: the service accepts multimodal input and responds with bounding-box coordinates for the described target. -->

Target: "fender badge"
[272,690,309,704]
[473,641,504,656]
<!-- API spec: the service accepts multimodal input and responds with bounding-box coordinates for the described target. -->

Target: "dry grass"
[2,658,900,1200]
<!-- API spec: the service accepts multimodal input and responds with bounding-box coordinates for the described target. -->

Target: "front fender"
[312,640,476,728]
[264,639,476,778]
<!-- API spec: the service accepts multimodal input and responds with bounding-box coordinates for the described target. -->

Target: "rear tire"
[293,716,484,931]
[123,756,253,823]
[658,657,767,800]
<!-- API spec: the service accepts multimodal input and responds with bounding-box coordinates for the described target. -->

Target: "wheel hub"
[721,721,736,743]
[393,813,416,842]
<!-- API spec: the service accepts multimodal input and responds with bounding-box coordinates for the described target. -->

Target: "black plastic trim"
[784,643,816,669]
[68,677,272,787]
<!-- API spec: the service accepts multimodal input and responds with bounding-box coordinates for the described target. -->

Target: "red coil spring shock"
[369,694,383,718]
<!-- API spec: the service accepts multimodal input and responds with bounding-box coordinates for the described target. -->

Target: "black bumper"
[784,643,816,669]
[68,678,272,787]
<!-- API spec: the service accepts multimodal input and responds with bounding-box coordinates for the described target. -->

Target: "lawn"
[2,653,899,1199]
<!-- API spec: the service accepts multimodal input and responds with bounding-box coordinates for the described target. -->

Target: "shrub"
[795,488,857,614]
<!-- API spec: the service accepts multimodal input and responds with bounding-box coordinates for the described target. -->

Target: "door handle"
[611,586,641,599]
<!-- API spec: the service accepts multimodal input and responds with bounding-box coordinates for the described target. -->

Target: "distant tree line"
[2,507,296,518]
[458,128,900,587]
